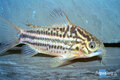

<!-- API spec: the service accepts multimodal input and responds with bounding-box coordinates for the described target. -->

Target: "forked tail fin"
[0,17,22,55]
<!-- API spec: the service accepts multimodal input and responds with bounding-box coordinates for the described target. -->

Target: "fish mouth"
[87,49,104,57]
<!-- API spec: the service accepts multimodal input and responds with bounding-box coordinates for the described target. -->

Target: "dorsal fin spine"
[61,10,72,25]
[48,9,72,27]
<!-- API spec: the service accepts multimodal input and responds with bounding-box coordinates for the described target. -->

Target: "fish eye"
[89,41,96,49]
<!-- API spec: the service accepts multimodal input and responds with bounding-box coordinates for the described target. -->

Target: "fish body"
[0,9,106,67]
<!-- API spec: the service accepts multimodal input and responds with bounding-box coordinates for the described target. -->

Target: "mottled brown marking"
[33,25,36,28]
[63,25,69,37]
[68,26,85,41]
[63,28,65,32]
[77,28,91,41]
[48,32,50,35]
[76,47,79,50]
[53,28,56,30]
[45,31,48,34]
[53,33,56,36]
[60,28,63,32]
[54,45,56,49]
[60,46,62,49]
[60,28,65,32]
[81,42,86,45]
[40,30,43,34]
[57,46,59,49]
[59,34,62,37]
[67,35,70,38]
[48,28,50,30]
[43,31,45,34]
[51,31,53,35]
[70,26,76,34]
[70,26,76,37]
[26,24,32,26]
[56,31,58,36]
[51,45,53,48]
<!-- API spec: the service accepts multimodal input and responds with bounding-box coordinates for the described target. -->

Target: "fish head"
[71,27,106,59]
[85,37,106,58]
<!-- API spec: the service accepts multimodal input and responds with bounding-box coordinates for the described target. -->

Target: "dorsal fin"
[48,9,72,26]
[26,9,72,28]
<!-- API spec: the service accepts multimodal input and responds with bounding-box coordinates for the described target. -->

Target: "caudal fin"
[0,17,22,55]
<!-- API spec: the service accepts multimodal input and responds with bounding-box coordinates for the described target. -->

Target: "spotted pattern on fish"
[23,40,67,50]
[0,9,105,68]
[20,29,72,52]
[20,23,96,56]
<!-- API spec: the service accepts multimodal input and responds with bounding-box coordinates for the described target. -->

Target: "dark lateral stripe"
[26,30,40,34]
[26,30,60,37]
[20,34,40,40]
[23,41,70,50]
[23,41,46,46]
[77,28,91,41]
[20,34,64,43]
[26,30,46,35]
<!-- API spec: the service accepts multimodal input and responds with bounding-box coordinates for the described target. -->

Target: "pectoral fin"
[51,54,77,67]
[21,45,38,57]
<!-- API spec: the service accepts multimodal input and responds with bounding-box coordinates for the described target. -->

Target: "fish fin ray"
[0,17,22,54]
[0,17,22,32]
[51,54,76,67]
[0,39,20,56]
[48,8,72,27]
[21,45,38,57]
[50,57,68,67]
